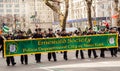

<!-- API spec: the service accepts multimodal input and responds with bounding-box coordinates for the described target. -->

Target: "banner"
[4,34,118,57]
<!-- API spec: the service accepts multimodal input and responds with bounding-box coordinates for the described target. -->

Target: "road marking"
[84,59,91,61]
[35,61,120,70]
[0,54,2,58]
[71,57,76,59]
[40,67,54,71]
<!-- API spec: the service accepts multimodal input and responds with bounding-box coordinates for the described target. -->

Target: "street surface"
[0,50,120,71]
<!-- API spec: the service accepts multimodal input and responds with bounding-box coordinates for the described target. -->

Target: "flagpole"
[14,15,16,32]
[34,0,38,28]
[111,0,113,27]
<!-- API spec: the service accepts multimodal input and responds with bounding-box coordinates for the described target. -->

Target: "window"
[101,4,104,9]
[14,9,19,12]
[8,0,11,2]
[0,9,4,12]
[22,4,25,7]
[6,9,12,12]
[22,0,24,2]
[22,14,25,17]
[0,0,3,2]
[13,0,19,3]
[6,4,12,8]
[22,9,25,12]
[0,4,3,7]
[14,14,19,17]
[14,4,19,7]
[4,0,11,2]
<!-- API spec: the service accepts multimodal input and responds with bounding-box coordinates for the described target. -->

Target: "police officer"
[60,29,68,60]
[56,30,61,36]
[75,31,85,59]
[56,30,61,38]
[32,28,43,63]
[46,29,57,62]
[109,28,117,57]
[98,29,106,58]
[16,31,28,65]
[0,34,4,58]
[87,28,98,58]
[6,34,16,66]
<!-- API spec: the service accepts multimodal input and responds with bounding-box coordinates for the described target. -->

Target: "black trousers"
[76,50,84,59]
[35,54,41,63]
[63,51,68,60]
[48,52,56,61]
[88,49,98,58]
[0,46,4,58]
[6,56,15,65]
[21,55,28,64]
[109,48,117,57]
[100,49,105,58]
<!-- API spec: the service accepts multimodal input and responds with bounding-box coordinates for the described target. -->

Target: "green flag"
[93,26,98,32]
[30,15,35,18]
[3,25,9,33]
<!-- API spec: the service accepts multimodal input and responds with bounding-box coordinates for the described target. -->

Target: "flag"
[112,14,119,19]
[103,22,109,28]
[2,25,9,33]
[93,26,98,32]
[30,15,36,18]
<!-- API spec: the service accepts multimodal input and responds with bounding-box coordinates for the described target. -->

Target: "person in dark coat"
[87,28,98,58]
[6,34,16,66]
[32,28,43,63]
[60,29,68,60]
[46,29,57,62]
[0,35,4,58]
[16,31,28,65]
[98,29,104,58]
[98,29,107,58]
[109,28,117,57]
[75,31,85,59]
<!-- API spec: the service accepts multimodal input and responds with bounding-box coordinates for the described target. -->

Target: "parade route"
[35,60,120,71]
[36,61,120,69]
[1,50,120,71]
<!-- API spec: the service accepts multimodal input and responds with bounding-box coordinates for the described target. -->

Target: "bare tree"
[114,0,120,26]
[85,0,93,29]
[44,0,69,30]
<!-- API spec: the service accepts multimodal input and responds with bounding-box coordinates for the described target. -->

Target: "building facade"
[27,0,57,31]
[60,0,120,31]
[0,0,119,32]
[0,0,28,32]
[0,0,57,32]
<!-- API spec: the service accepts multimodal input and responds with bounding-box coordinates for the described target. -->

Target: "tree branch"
[49,0,61,3]
[85,0,92,4]
[45,0,63,16]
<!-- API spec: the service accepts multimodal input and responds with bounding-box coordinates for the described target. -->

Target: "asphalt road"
[0,50,120,71]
